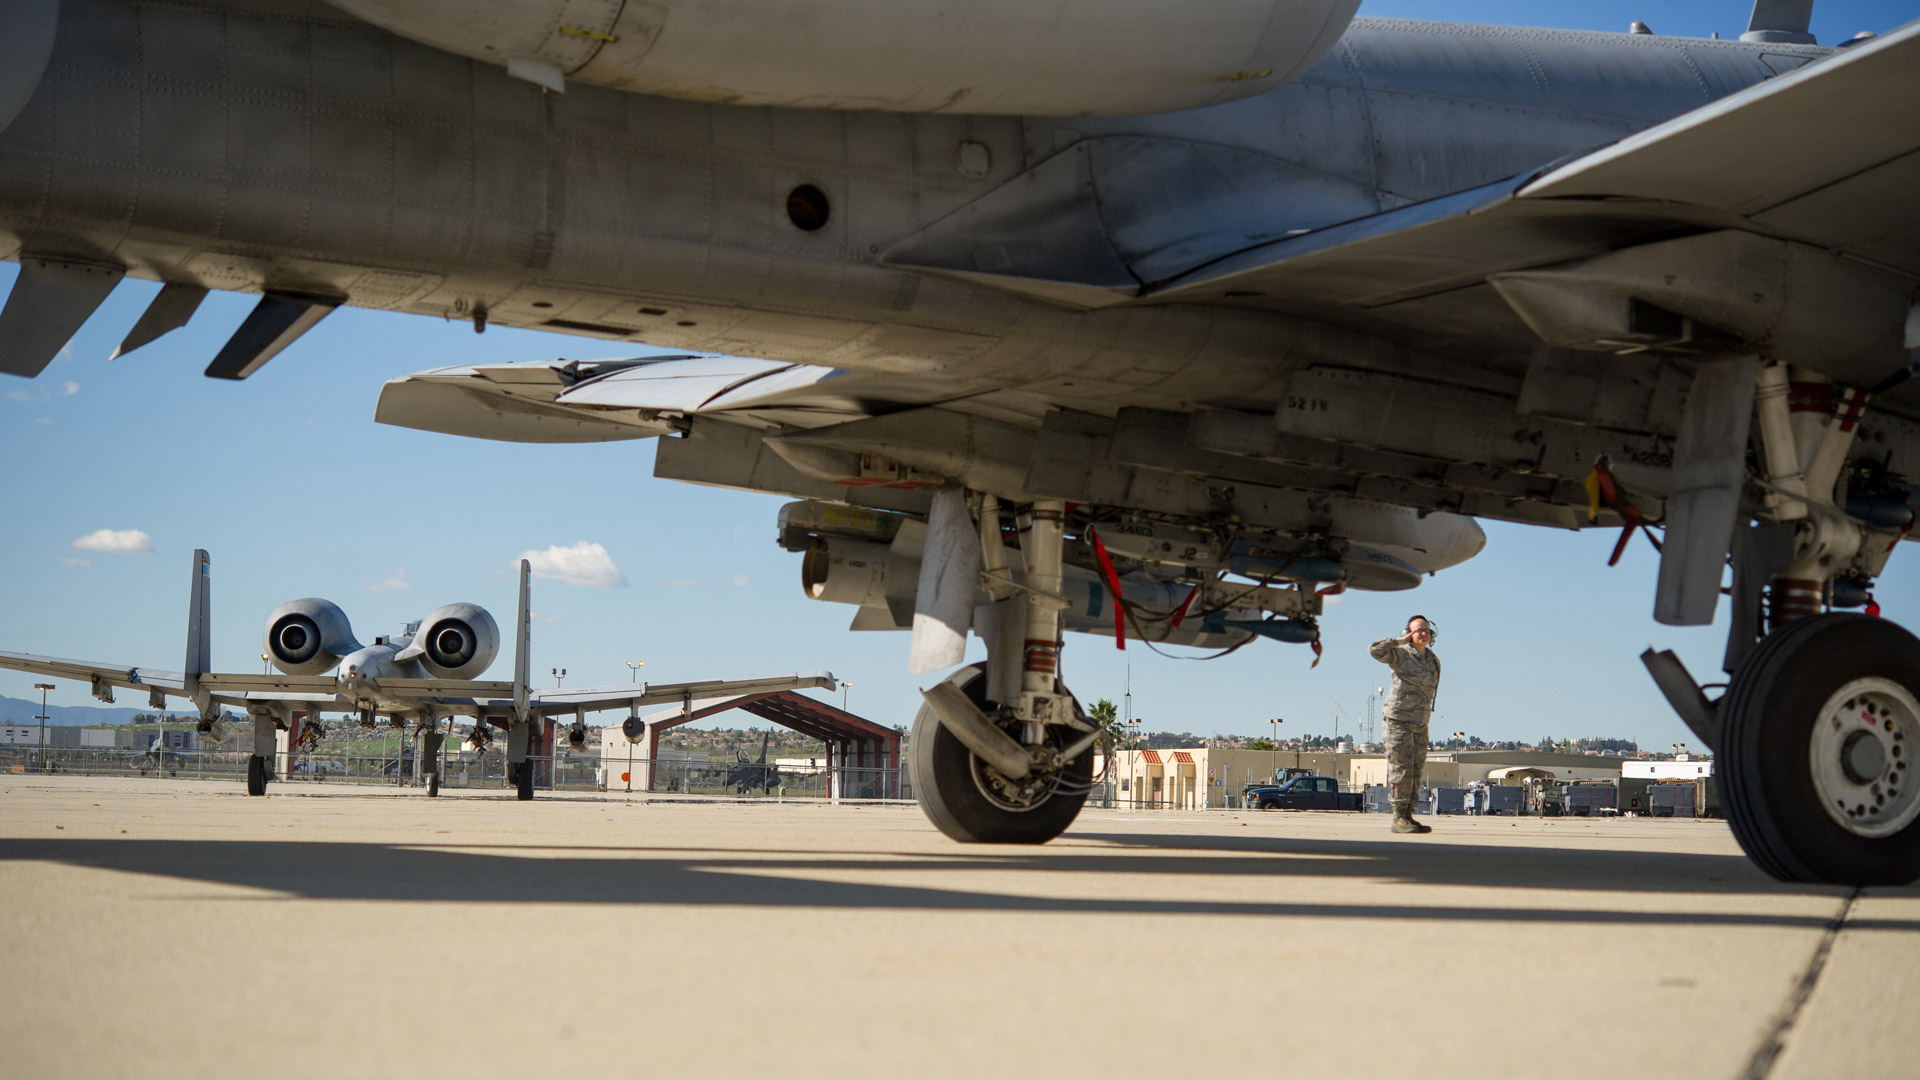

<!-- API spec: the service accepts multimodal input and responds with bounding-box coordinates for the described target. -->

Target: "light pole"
[841,680,853,712]
[626,660,644,683]
[1671,742,1687,760]
[1451,731,1468,748]
[1126,718,1142,807]
[1268,718,1283,781]
[33,683,53,771]
[552,667,567,688]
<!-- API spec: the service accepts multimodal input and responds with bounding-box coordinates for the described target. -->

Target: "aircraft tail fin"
[759,729,770,764]
[183,548,212,714]
[512,559,531,722]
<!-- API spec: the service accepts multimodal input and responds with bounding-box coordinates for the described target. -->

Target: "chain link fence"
[1,744,906,800]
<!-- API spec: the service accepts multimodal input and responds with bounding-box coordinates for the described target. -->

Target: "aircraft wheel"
[1722,614,1920,885]
[516,762,535,801]
[246,755,267,797]
[910,663,1091,844]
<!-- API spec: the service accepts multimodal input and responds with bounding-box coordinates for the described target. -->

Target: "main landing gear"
[421,723,445,798]
[909,497,1103,844]
[244,709,279,797]
[1722,615,1920,884]
[1650,359,1919,885]
[911,663,1095,843]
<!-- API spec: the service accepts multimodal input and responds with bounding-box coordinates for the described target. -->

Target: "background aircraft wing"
[198,673,338,695]
[513,672,838,717]
[1149,21,1920,377]
[0,650,188,699]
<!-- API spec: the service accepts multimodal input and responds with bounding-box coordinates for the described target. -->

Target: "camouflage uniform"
[1369,637,1442,815]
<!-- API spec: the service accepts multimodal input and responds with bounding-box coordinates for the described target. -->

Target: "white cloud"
[1322,592,1346,606]
[72,529,154,555]
[60,556,91,568]
[662,578,702,588]
[732,573,750,587]
[5,389,29,402]
[364,568,410,592]
[520,542,628,589]
[61,381,79,396]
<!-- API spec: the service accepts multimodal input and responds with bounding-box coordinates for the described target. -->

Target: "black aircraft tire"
[516,762,535,801]
[246,755,267,797]
[909,663,1091,845]
[1721,614,1920,886]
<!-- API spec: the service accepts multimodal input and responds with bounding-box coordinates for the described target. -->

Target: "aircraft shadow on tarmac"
[4,834,1914,929]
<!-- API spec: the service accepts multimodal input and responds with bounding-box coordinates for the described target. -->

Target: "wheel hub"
[1811,678,1920,838]
[970,751,1059,812]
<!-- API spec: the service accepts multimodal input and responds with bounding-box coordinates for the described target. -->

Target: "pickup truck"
[1245,775,1365,811]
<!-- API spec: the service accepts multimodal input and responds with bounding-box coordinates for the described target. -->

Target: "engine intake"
[402,603,500,680]
[264,599,359,676]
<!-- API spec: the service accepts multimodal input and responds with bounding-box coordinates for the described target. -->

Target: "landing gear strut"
[1688,361,1920,884]
[244,710,278,797]
[911,497,1100,844]
[506,717,535,801]
[422,727,445,798]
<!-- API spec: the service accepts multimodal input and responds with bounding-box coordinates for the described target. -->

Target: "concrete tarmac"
[1,776,1915,1080]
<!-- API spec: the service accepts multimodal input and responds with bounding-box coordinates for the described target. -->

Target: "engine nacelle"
[801,538,922,609]
[265,599,361,676]
[402,603,501,680]
[0,0,56,139]
[328,0,1361,116]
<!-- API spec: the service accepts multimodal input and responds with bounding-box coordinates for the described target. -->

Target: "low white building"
[1623,756,1714,780]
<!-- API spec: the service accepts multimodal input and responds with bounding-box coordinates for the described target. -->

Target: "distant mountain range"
[0,695,155,726]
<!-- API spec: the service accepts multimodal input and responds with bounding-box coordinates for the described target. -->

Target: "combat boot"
[1390,804,1432,834]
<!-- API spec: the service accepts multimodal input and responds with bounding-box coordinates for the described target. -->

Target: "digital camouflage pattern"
[1382,718,1429,811]
[1371,638,1442,810]
[1368,638,1441,723]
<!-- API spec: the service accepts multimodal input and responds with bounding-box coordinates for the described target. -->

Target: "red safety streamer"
[1588,459,1647,567]
[1089,528,1126,650]
[1169,584,1199,629]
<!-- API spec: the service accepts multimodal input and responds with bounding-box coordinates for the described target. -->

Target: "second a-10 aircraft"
[0,550,834,800]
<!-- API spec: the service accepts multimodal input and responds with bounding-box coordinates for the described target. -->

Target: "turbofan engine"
[265,599,361,676]
[396,603,501,680]
[327,0,1360,116]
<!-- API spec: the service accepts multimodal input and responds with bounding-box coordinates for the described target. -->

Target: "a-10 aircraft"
[0,551,835,799]
[2,0,1918,884]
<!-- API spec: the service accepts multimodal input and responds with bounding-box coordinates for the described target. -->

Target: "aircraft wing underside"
[1145,19,1920,402]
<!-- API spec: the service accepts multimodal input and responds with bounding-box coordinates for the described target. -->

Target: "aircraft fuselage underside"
[5,0,1920,883]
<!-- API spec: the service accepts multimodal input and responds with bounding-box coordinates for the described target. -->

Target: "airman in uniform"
[1369,615,1441,834]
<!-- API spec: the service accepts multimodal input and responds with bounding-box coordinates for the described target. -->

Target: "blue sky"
[4,0,1916,748]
